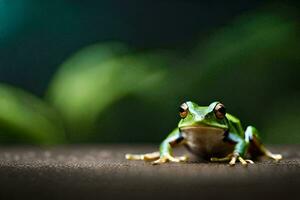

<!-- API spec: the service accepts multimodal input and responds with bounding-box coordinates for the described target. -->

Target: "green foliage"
[0,84,65,144]
[0,6,299,144]
[47,43,167,142]
[187,11,300,143]
[263,97,300,144]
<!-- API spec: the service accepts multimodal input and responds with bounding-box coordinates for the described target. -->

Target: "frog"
[125,101,282,166]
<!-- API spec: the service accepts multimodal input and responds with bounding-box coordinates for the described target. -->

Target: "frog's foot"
[125,152,160,161]
[152,154,188,165]
[265,152,283,162]
[211,153,254,166]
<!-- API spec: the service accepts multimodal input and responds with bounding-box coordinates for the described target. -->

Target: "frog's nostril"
[195,115,204,121]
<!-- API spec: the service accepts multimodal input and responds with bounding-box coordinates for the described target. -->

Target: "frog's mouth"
[180,125,226,136]
[180,125,226,139]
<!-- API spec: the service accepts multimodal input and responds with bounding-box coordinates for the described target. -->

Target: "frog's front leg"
[125,128,188,164]
[152,129,188,165]
[211,133,254,166]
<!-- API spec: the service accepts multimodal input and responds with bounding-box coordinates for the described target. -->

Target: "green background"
[0,0,299,145]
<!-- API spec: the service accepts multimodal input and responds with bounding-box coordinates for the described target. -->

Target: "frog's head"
[178,101,228,130]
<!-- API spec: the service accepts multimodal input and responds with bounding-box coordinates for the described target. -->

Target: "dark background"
[0,0,299,144]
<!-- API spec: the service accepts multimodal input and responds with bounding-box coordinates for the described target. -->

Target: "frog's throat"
[180,125,233,158]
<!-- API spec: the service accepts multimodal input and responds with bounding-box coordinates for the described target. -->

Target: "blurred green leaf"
[262,97,300,144]
[0,84,65,144]
[191,12,298,81]
[191,11,299,143]
[47,43,166,141]
[188,11,298,101]
[179,10,300,143]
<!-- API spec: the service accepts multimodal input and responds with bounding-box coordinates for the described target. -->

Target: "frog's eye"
[214,103,226,119]
[179,103,189,118]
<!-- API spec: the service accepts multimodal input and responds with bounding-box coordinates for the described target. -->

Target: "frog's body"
[126,101,282,166]
[181,125,233,158]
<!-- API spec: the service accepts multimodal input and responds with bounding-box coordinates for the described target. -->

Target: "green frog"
[126,101,282,166]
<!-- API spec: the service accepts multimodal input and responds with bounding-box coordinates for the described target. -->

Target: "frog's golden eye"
[179,103,189,118]
[214,103,226,119]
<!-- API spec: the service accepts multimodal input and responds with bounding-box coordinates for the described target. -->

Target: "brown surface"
[0,145,299,200]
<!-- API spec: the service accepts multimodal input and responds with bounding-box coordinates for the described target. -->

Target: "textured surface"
[0,145,299,200]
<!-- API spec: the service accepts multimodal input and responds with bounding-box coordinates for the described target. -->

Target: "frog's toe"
[143,152,160,161]
[238,157,249,166]
[211,153,246,166]
[264,149,283,161]
[178,155,189,162]
[151,154,188,165]
[229,156,237,166]
[125,154,137,160]
[125,152,160,161]
[227,153,254,166]
[270,154,282,161]
[231,157,254,166]
[166,155,182,163]
[245,159,254,164]
[168,155,189,162]
[152,157,168,165]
